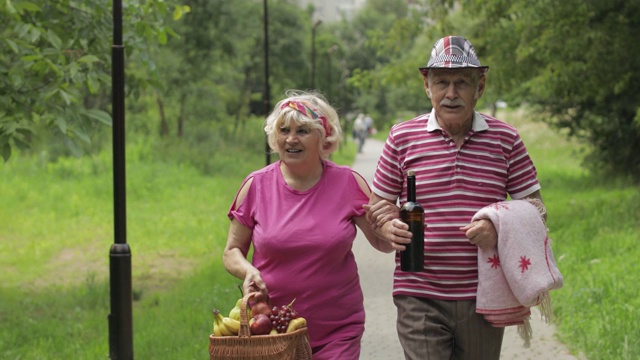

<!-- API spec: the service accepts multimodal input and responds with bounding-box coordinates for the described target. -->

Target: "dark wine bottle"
[400,170,424,272]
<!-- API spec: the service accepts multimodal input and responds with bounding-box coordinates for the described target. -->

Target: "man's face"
[424,69,485,126]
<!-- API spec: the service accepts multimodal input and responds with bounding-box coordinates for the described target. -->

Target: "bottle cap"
[407,170,415,176]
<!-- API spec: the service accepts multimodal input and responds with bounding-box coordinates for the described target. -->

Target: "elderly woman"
[222,90,393,359]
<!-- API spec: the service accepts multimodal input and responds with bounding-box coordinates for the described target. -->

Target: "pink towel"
[472,200,563,347]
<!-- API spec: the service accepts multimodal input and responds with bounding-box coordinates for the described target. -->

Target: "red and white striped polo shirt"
[372,109,541,300]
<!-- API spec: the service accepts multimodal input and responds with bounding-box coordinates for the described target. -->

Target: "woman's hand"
[243,271,268,301]
[364,199,400,230]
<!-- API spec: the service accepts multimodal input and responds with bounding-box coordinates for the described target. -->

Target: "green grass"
[0,127,357,359]
[0,146,243,358]
[0,110,638,359]
[498,107,640,360]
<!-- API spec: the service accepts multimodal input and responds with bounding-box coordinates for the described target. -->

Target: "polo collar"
[426,108,489,133]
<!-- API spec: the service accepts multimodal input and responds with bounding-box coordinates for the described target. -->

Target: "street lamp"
[263,0,271,166]
[326,45,338,101]
[311,18,322,89]
[109,0,133,359]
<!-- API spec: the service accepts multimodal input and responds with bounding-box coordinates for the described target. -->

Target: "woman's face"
[276,120,322,166]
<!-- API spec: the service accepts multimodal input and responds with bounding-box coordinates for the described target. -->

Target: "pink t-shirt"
[228,160,369,349]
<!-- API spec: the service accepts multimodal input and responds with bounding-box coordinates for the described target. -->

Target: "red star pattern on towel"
[519,256,531,273]
[487,254,501,269]
[489,202,510,211]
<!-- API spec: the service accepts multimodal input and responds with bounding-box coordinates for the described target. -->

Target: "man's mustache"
[440,99,465,107]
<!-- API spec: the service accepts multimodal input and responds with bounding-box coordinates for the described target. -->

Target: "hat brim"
[419,66,489,76]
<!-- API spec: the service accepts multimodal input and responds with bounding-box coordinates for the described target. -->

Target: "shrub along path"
[351,138,581,359]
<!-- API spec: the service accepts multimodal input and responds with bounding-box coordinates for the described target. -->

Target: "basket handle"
[238,291,262,338]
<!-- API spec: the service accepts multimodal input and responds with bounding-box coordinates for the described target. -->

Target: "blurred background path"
[351,138,581,359]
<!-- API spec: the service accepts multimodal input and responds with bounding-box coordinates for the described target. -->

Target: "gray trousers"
[394,295,504,360]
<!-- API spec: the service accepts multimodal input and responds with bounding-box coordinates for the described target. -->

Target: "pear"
[228,283,250,321]
[228,298,243,321]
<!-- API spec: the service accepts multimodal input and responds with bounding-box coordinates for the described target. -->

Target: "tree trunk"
[157,96,169,137]
[232,71,253,136]
[177,93,186,138]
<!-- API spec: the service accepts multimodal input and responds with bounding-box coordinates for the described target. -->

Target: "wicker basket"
[209,292,312,360]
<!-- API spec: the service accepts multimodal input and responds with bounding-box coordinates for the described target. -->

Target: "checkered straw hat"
[419,35,489,75]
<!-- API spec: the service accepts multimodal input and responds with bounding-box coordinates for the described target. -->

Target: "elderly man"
[365,35,544,359]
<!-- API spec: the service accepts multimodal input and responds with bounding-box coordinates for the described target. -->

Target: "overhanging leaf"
[78,55,101,64]
[55,116,67,134]
[86,74,100,94]
[83,109,112,126]
[70,127,91,144]
[1,143,10,162]
[46,29,62,49]
[4,38,19,53]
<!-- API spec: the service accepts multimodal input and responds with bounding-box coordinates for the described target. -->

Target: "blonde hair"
[264,90,342,158]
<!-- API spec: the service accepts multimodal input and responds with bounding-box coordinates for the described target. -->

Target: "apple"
[250,313,272,335]
[251,292,269,303]
[250,301,272,318]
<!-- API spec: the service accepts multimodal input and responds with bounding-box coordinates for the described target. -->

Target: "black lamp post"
[263,0,271,166]
[311,19,322,89]
[108,0,134,359]
[326,45,338,101]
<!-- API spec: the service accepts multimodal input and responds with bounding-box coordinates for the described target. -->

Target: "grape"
[270,298,299,333]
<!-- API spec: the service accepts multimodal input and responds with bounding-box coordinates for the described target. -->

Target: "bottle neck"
[407,175,416,202]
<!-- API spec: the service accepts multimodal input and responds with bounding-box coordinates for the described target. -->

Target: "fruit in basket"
[251,290,269,302]
[230,284,250,321]
[286,317,307,333]
[212,309,234,336]
[250,299,272,318]
[222,316,240,335]
[269,298,299,333]
[250,313,273,335]
[228,298,243,321]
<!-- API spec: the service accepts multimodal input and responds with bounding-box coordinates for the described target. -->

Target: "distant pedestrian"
[363,114,374,136]
[353,113,367,153]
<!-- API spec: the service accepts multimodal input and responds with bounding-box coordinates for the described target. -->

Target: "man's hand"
[460,219,498,250]
[364,199,413,251]
[364,194,414,251]
[378,219,413,251]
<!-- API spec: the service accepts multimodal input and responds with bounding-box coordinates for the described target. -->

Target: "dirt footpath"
[351,138,581,360]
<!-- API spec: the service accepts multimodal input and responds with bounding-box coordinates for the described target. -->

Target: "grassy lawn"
[0,133,357,359]
[499,108,639,360]
[0,111,638,359]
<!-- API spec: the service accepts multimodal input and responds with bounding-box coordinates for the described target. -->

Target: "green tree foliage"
[7,0,638,180]
[427,0,640,179]
[138,0,314,142]
[331,0,426,126]
[0,0,185,160]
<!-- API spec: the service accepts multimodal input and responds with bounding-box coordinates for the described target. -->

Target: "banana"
[222,316,240,335]
[286,317,307,333]
[219,322,234,336]
[212,309,223,336]
[213,309,235,336]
